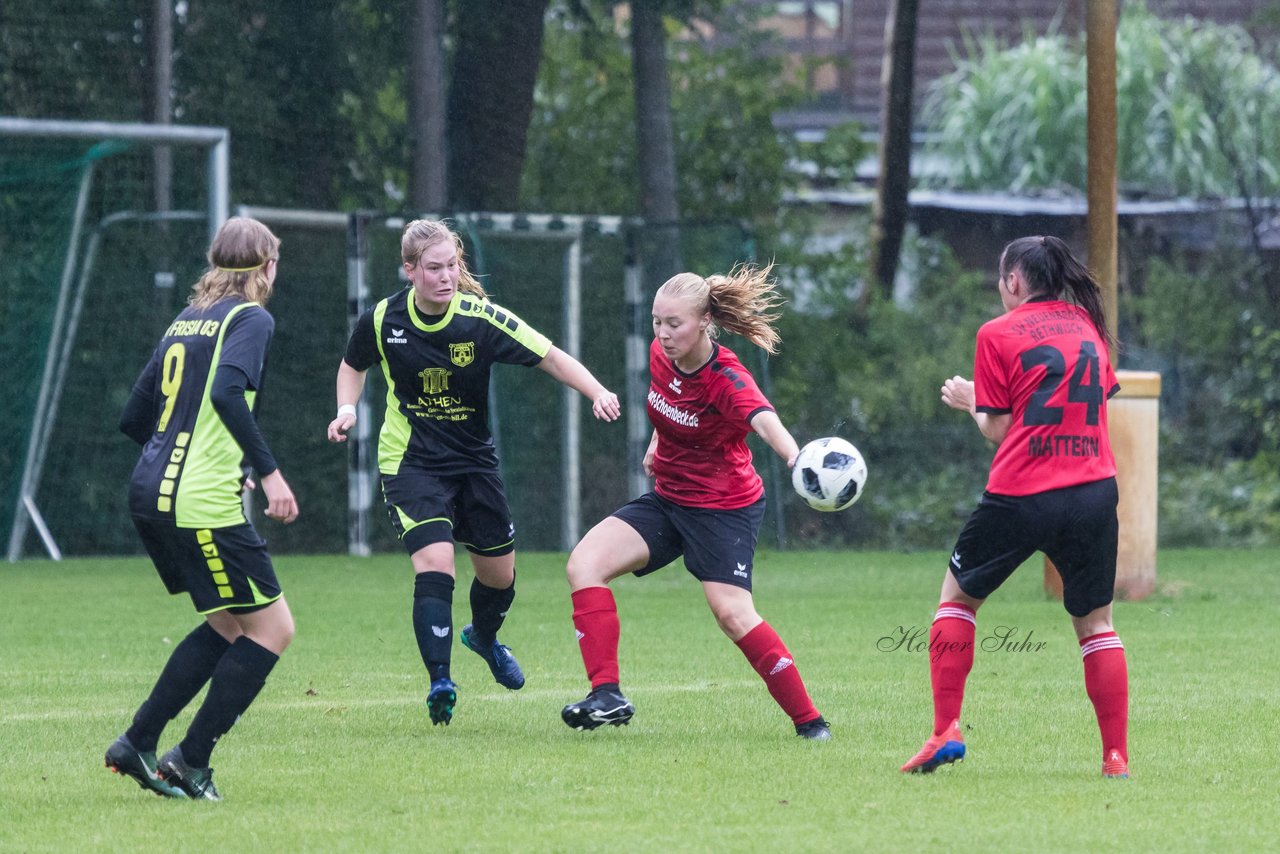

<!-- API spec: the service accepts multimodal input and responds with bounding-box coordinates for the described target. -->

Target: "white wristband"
[337,404,357,420]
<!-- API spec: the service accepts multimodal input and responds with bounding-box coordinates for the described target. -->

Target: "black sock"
[468,571,516,646]
[126,622,230,753]
[413,572,454,682]
[178,636,279,768]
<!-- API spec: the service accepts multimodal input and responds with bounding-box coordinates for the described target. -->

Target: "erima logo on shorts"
[734,562,749,578]
[386,327,408,344]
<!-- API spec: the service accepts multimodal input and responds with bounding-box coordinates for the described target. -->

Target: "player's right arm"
[119,356,160,446]
[941,375,1011,445]
[327,359,367,443]
[328,307,378,443]
[642,430,659,478]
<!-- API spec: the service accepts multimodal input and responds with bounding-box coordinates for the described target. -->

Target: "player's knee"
[710,603,760,640]
[565,546,606,588]
[410,550,455,577]
[262,602,296,653]
[277,612,297,650]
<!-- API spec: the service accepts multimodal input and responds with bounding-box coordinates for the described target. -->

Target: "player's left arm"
[750,410,801,469]
[536,345,621,422]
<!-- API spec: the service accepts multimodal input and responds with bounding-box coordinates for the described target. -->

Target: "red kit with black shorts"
[612,340,773,589]
[950,298,1122,616]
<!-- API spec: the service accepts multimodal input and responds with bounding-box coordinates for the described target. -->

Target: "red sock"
[1080,631,1129,763]
[930,602,976,736]
[571,587,620,688]
[736,622,819,725]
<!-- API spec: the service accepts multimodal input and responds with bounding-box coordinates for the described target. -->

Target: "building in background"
[744,1,1274,134]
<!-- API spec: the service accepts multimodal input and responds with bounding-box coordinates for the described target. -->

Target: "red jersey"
[647,339,773,509]
[974,299,1119,496]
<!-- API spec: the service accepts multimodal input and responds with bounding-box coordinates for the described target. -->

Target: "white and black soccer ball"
[791,437,867,512]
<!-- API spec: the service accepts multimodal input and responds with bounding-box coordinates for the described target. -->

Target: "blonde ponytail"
[658,263,785,354]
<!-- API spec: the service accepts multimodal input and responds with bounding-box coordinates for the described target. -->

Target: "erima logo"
[432,625,450,638]
[387,327,408,344]
[951,551,962,568]
[734,562,749,578]
[769,656,794,675]
[668,377,683,394]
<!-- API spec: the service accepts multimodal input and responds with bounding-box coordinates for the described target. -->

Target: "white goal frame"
[2,117,230,561]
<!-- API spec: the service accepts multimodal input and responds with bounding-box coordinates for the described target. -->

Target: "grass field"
[2,548,1278,852]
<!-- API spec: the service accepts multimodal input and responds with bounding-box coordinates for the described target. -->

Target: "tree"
[446,0,551,210]
[0,1,147,121]
[866,0,919,303]
[174,1,356,209]
[630,1,683,282]
[522,2,801,223]
[409,0,447,211]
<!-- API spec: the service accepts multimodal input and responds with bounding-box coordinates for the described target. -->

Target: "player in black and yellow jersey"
[327,218,620,725]
[104,217,298,801]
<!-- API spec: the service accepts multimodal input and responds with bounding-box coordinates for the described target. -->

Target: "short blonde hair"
[657,263,785,354]
[401,218,487,298]
[189,217,280,307]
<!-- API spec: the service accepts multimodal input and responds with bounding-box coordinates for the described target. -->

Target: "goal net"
[2,118,226,560]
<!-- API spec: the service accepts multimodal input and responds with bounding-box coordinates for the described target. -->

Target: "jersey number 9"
[157,343,186,433]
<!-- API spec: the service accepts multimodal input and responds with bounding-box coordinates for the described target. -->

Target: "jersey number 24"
[1020,341,1102,426]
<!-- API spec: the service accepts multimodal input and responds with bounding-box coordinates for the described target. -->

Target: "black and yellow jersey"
[344,288,552,476]
[127,298,274,527]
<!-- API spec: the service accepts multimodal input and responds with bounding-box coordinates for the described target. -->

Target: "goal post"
[0,118,228,242]
[2,117,229,561]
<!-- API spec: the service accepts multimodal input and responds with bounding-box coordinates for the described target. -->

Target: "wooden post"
[1046,2,1158,601]
[1086,0,1119,360]
[1044,370,1160,601]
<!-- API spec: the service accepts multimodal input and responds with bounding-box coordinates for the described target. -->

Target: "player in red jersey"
[560,264,830,740]
[901,236,1130,778]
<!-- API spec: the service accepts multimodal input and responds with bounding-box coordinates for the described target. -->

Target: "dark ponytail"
[1000,235,1116,351]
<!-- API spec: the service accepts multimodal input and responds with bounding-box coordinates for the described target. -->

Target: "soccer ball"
[791,437,867,512]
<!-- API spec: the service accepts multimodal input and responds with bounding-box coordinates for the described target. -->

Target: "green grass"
[2,548,1278,852]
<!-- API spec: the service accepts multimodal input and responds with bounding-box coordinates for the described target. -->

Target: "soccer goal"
[1,117,229,561]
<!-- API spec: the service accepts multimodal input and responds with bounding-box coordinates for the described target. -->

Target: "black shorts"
[948,477,1119,618]
[132,518,282,615]
[381,469,515,557]
[612,492,766,591]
